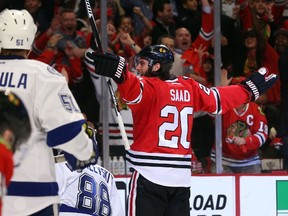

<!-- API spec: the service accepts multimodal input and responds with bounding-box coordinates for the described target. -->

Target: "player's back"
[56,162,125,216]
[0,57,84,215]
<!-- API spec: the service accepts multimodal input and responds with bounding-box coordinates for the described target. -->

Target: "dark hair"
[60,8,75,16]
[152,0,171,18]
[235,28,267,76]
[157,34,174,44]
[244,28,266,62]
[243,29,257,39]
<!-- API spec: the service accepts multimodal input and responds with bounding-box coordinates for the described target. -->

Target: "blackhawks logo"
[159,47,167,53]
[226,120,251,138]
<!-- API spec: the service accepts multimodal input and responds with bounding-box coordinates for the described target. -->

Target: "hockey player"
[0,90,31,216]
[55,160,125,216]
[0,9,98,215]
[85,44,277,216]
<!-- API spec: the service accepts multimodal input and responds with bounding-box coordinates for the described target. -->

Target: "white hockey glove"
[64,123,99,172]
[86,50,127,84]
[240,67,278,101]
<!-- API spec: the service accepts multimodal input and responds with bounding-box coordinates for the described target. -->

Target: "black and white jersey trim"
[200,27,213,41]
[124,81,144,105]
[211,88,222,115]
[126,150,192,169]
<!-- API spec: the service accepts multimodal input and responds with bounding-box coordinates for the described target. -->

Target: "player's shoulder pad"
[46,65,64,77]
[27,59,64,78]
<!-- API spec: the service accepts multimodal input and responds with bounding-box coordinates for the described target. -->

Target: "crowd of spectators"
[2,0,288,173]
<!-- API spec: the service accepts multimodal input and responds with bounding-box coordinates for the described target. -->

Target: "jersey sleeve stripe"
[8,181,58,196]
[211,88,222,115]
[84,48,95,74]
[200,27,214,41]
[47,119,85,147]
[255,132,266,145]
[124,81,144,105]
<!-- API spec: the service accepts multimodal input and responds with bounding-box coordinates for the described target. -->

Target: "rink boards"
[115,173,288,216]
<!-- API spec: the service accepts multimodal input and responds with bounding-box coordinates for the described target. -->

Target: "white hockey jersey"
[55,162,125,216]
[0,56,94,215]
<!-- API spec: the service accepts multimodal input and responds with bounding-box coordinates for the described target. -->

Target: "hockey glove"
[86,51,127,84]
[64,123,99,172]
[240,67,278,101]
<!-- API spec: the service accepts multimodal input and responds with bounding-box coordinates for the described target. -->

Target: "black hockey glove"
[64,123,99,172]
[240,67,278,101]
[86,51,127,84]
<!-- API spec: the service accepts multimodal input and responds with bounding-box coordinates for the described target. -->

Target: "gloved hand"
[86,50,127,84]
[240,67,278,101]
[64,123,99,172]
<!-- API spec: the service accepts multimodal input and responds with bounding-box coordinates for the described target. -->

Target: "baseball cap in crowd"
[273,28,288,38]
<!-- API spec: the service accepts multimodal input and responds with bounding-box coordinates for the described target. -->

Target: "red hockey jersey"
[211,102,268,167]
[181,7,214,74]
[118,72,250,187]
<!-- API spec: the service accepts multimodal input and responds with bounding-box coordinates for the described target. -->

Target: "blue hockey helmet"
[135,44,174,75]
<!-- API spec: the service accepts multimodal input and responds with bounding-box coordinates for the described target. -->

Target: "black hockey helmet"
[0,90,31,152]
[135,44,174,77]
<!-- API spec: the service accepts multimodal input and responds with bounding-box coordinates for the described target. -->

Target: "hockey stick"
[85,0,130,150]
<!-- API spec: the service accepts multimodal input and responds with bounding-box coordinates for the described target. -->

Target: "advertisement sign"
[240,176,288,216]
[276,180,288,216]
[115,175,288,216]
[190,176,235,216]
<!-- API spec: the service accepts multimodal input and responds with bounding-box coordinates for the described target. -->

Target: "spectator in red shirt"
[210,75,268,174]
